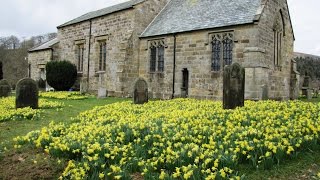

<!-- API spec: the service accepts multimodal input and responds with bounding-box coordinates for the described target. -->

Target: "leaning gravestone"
[0,79,11,97]
[133,78,148,104]
[223,63,245,109]
[16,78,39,109]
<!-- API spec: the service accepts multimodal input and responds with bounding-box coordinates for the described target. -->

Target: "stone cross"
[133,78,148,104]
[223,63,245,109]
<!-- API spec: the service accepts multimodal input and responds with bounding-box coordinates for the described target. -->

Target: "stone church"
[28,0,298,100]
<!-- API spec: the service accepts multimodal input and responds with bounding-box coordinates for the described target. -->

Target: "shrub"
[46,60,77,91]
[0,79,11,97]
[295,56,320,79]
[16,78,39,109]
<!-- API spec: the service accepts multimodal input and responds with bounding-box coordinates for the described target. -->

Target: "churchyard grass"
[0,94,127,179]
[9,98,320,179]
[1,94,320,179]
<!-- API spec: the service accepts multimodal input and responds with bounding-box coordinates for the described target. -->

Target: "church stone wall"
[138,0,294,100]
[251,0,295,100]
[57,0,170,97]
[57,9,134,96]
[28,50,52,81]
[139,24,260,100]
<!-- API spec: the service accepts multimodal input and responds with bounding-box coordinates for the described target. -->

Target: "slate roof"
[58,0,145,28]
[28,38,59,52]
[141,0,262,37]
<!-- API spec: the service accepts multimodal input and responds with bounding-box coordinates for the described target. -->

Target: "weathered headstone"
[0,79,11,97]
[261,84,268,100]
[98,87,107,98]
[133,78,148,104]
[16,78,39,109]
[302,76,312,99]
[313,88,319,98]
[80,77,88,94]
[223,63,245,109]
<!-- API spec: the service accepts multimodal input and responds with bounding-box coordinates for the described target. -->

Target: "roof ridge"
[140,0,172,37]
[28,37,58,52]
[58,0,145,28]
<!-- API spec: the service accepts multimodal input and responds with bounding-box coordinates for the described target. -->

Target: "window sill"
[275,66,282,71]
[149,71,164,74]
[77,72,83,77]
[96,71,106,74]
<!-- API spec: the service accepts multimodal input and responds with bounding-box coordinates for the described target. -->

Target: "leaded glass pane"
[99,43,103,71]
[77,45,84,72]
[211,38,221,71]
[158,46,164,72]
[223,37,233,66]
[103,43,107,71]
[150,46,156,72]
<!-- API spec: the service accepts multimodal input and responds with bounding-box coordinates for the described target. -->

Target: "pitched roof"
[141,0,262,37]
[28,38,59,52]
[58,0,145,28]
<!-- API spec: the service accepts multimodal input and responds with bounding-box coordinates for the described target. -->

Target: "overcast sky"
[0,0,319,56]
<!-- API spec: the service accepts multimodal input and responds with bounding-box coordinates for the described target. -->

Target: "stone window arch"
[211,32,233,71]
[98,41,107,71]
[149,40,165,72]
[273,10,285,70]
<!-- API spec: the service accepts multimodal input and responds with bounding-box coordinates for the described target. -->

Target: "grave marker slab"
[223,63,245,109]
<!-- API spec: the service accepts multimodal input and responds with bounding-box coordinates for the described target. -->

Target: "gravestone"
[261,84,268,100]
[80,77,88,94]
[133,78,148,104]
[98,87,107,98]
[302,76,312,99]
[16,78,39,109]
[97,73,107,98]
[0,79,11,97]
[223,63,245,109]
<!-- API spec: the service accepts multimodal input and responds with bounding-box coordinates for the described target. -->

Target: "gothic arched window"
[211,35,221,71]
[273,10,285,70]
[149,40,165,72]
[223,35,233,66]
[211,32,233,71]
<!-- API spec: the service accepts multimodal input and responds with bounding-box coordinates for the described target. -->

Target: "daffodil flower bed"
[0,97,64,122]
[40,91,90,100]
[15,99,320,179]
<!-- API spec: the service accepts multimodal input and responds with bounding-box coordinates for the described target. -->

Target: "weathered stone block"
[223,63,245,109]
[133,78,148,104]
[16,78,39,109]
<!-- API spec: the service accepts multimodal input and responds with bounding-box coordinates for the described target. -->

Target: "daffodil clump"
[40,91,89,100]
[15,99,320,179]
[0,97,64,122]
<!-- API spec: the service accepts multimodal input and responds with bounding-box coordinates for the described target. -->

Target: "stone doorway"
[181,68,189,98]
